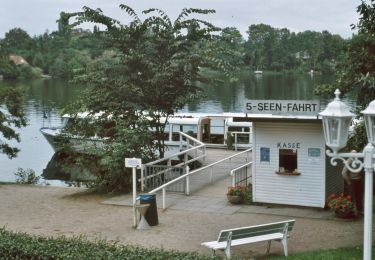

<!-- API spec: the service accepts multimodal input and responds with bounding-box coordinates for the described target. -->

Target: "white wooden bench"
[201,219,295,259]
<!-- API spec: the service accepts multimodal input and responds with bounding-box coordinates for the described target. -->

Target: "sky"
[0,0,360,39]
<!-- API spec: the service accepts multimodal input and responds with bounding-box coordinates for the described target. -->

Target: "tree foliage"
[68,5,236,158]
[0,85,27,158]
[245,24,345,73]
[315,0,375,151]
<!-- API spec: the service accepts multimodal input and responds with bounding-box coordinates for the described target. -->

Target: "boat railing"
[230,161,253,187]
[230,131,252,151]
[148,148,252,210]
[141,132,206,191]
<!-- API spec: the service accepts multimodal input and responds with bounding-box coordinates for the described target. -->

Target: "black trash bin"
[139,194,158,226]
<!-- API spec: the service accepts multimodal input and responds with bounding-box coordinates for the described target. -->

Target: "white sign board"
[245,100,320,116]
[125,158,142,168]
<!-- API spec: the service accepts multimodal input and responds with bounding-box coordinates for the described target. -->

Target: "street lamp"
[319,89,375,260]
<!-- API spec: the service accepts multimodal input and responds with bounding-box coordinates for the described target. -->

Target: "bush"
[14,168,40,184]
[0,228,211,259]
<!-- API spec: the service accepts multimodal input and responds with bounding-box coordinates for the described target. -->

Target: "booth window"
[278,149,299,175]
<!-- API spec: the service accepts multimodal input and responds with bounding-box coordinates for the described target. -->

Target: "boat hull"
[40,127,106,153]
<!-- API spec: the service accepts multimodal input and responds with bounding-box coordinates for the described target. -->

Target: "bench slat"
[217,220,295,242]
[202,233,284,250]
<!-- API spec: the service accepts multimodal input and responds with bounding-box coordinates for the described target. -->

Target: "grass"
[270,246,373,260]
[0,227,373,259]
[0,181,14,185]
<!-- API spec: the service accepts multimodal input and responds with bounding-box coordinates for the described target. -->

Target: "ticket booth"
[240,100,344,208]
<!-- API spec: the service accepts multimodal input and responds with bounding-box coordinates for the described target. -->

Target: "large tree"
[315,0,375,151]
[58,5,238,191]
[69,5,235,157]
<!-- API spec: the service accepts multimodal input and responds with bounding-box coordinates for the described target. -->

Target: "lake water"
[0,73,352,183]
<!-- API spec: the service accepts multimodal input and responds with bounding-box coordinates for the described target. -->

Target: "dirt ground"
[0,184,367,259]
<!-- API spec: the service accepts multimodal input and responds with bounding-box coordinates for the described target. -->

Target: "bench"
[201,219,295,259]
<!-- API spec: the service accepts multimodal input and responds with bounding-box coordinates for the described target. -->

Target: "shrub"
[14,168,40,184]
[0,228,211,259]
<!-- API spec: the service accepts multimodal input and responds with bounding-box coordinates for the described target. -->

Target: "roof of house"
[9,55,28,65]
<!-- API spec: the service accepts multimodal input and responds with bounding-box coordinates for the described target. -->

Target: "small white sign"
[125,158,142,168]
[245,100,320,115]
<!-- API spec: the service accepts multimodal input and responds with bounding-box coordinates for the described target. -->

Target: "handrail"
[143,132,205,166]
[230,161,253,187]
[230,131,252,151]
[149,148,252,194]
[141,132,206,191]
[148,148,252,209]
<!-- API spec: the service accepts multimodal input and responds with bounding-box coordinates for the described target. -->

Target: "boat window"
[211,119,225,134]
[228,126,250,132]
[279,149,298,174]
[172,125,182,141]
[182,125,198,138]
[235,133,250,144]
[163,124,170,140]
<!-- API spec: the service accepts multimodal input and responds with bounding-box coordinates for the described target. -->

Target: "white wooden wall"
[252,121,327,207]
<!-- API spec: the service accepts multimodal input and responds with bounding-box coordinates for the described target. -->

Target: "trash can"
[139,194,158,226]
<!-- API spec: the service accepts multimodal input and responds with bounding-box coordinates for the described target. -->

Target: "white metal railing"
[230,131,252,151]
[230,161,253,187]
[148,148,252,209]
[141,132,206,191]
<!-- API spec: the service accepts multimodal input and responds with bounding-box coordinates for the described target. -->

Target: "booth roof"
[233,114,322,123]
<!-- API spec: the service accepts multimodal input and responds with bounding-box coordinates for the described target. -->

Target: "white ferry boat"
[40,112,252,153]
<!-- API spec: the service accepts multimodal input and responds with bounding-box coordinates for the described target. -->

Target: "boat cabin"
[160,114,252,149]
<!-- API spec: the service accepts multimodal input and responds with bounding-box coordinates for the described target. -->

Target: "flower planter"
[334,210,356,219]
[227,195,243,204]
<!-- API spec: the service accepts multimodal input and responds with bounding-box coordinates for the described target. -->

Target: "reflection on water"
[0,79,85,184]
[182,73,338,113]
[0,73,351,184]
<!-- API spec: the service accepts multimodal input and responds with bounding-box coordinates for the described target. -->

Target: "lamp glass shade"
[319,89,355,153]
[322,116,352,153]
[364,115,375,145]
[361,100,375,146]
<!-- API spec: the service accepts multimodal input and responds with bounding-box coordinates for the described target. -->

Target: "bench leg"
[224,231,232,259]
[281,237,288,257]
[224,244,231,259]
[266,240,272,254]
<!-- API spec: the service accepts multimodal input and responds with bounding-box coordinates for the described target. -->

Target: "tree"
[315,0,375,151]
[246,24,277,69]
[0,86,27,158]
[3,28,36,62]
[69,5,235,158]
[54,5,238,191]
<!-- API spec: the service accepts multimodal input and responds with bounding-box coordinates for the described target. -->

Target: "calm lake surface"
[0,73,353,183]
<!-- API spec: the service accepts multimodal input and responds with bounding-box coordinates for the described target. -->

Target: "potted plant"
[327,193,356,219]
[226,185,246,204]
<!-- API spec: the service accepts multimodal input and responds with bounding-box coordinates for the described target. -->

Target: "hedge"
[0,228,213,259]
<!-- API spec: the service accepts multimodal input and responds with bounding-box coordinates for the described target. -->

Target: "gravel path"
[0,184,367,259]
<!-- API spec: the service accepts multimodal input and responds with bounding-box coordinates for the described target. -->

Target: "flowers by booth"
[327,193,355,218]
[226,185,253,204]
[227,185,246,204]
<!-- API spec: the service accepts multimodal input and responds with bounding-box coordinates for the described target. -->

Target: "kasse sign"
[245,100,320,116]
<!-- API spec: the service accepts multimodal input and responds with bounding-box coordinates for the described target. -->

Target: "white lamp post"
[319,89,375,260]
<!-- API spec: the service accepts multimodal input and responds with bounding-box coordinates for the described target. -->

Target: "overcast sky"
[0,0,360,39]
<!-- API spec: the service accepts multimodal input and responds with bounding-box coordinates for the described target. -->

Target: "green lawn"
[270,246,373,260]
[1,227,373,259]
